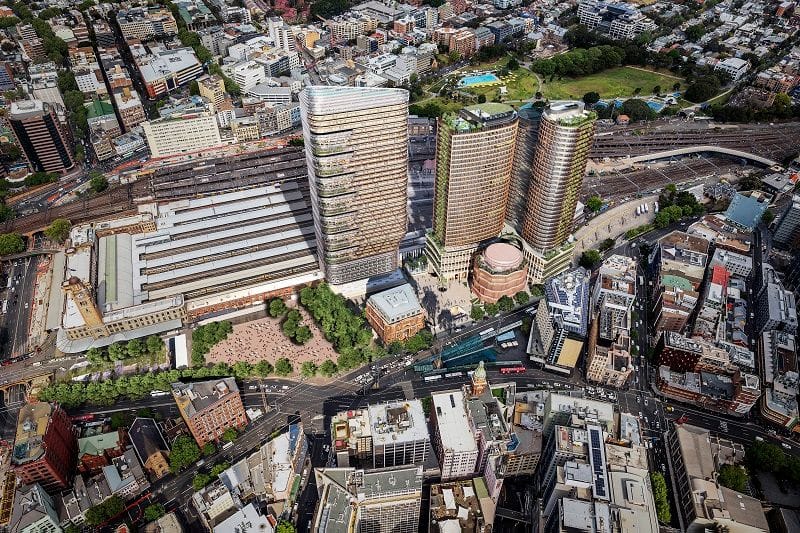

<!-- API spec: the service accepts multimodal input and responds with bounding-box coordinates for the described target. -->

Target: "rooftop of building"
[137,47,200,83]
[482,242,524,272]
[172,378,240,418]
[543,100,596,127]
[12,403,55,466]
[128,417,169,465]
[78,430,122,457]
[9,99,46,119]
[545,267,590,337]
[444,103,517,132]
[366,283,423,324]
[429,479,486,532]
[659,230,710,258]
[560,498,611,533]
[724,191,773,230]
[212,503,273,533]
[10,484,58,533]
[432,390,478,453]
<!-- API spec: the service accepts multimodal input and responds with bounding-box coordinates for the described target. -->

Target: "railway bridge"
[607,145,779,167]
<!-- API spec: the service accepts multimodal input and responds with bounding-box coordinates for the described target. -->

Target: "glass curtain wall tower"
[300,86,409,285]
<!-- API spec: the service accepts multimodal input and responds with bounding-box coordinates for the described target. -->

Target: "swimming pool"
[458,73,500,87]
[647,101,665,112]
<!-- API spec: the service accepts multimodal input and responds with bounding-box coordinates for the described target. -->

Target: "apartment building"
[114,88,147,131]
[12,403,77,493]
[197,74,227,108]
[426,103,518,280]
[142,108,222,158]
[116,8,178,40]
[774,194,800,249]
[172,379,248,448]
[754,264,798,333]
[578,0,656,40]
[300,86,409,285]
[587,255,637,388]
[8,100,75,174]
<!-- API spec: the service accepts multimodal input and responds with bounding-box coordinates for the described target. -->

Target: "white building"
[715,57,750,81]
[431,390,479,480]
[142,111,221,158]
[232,60,268,92]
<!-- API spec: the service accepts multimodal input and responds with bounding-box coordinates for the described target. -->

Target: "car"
[248,386,257,390]
[665,406,674,412]
[755,436,764,442]
[782,443,792,450]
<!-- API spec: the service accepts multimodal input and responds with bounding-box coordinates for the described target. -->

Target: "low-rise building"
[8,484,61,533]
[365,284,425,344]
[715,57,750,81]
[429,479,496,533]
[116,8,178,40]
[129,418,171,481]
[471,243,528,303]
[142,106,222,158]
[77,430,127,475]
[760,330,799,432]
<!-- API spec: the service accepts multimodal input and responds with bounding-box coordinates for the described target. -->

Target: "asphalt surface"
[2,256,40,358]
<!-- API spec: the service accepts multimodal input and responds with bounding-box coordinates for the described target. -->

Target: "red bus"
[72,414,95,422]
[500,366,526,374]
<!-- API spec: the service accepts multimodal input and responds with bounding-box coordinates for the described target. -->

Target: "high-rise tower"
[425,103,518,280]
[300,86,409,285]
[522,101,596,251]
[506,105,541,233]
[8,100,75,174]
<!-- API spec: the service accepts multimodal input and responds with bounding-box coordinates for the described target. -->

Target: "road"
[2,256,40,358]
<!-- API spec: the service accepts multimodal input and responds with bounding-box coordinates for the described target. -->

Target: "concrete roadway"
[2,256,40,358]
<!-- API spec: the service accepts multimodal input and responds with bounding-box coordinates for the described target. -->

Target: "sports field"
[540,66,683,100]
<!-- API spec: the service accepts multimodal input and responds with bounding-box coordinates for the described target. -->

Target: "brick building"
[11,403,77,493]
[172,378,247,448]
[365,283,426,344]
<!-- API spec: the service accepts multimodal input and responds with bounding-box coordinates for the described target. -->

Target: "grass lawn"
[464,67,539,103]
[540,66,684,100]
[410,96,465,115]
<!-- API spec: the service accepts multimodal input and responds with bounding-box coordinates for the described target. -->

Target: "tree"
[621,99,655,122]
[319,359,338,377]
[110,412,129,430]
[672,82,681,91]
[288,137,304,147]
[203,442,216,456]
[269,298,287,317]
[0,233,24,256]
[143,504,166,522]
[718,464,748,492]
[507,58,520,70]
[485,302,499,316]
[514,291,529,305]
[653,84,661,96]
[254,360,274,377]
[189,80,200,96]
[193,473,212,490]
[276,522,297,533]
[651,472,671,524]
[684,24,704,41]
[84,496,124,526]
[746,440,787,473]
[477,94,487,103]
[222,427,238,443]
[497,295,514,312]
[170,435,201,472]
[761,208,775,225]
[470,304,485,321]
[586,195,603,212]
[301,361,318,377]
[579,250,602,269]
[89,172,108,193]
[583,91,600,105]
[275,357,293,376]
[294,325,312,344]
[45,218,71,243]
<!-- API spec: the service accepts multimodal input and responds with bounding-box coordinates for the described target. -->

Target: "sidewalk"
[27,256,53,351]
[573,195,658,257]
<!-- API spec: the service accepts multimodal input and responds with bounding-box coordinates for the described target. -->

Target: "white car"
[782,443,792,450]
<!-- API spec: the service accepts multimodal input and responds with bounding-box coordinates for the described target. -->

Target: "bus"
[478,327,495,338]
[424,375,442,382]
[150,390,170,397]
[444,372,463,379]
[500,365,526,375]
[1,301,6,314]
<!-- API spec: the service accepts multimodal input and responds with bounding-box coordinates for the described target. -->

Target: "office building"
[312,466,423,533]
[774,194,800,249]
[8,484,61,533]
[656,333,761,416]
[136,47,203,99]
[668,424,768,532]
[430,389,480,481]
[586,255,637,388]
[528,267,590,375]
[114,88,147,131]
[365,284,425,344]
[522,101,596,252]
[172,378,248,448]
[506,105,541,233]
[426,103,519,280]
[116,8,179,40]
[8,100,74,174]
[650,231,709,334]
[331,400,430,469]
[754,265,798,333]
[142,109,222,158]
[197,75,227,109]
[578,0,656,40]
[11,404,77,493]
[301,86,409,285]
[759,330,799,432]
